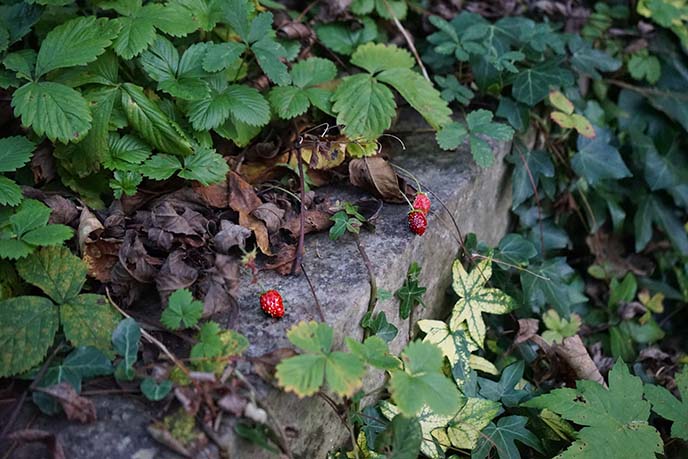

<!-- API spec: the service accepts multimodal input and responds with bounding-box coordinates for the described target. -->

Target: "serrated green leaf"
[0,238,32,259]
[12,81,92,144]
[223,0,253,42]
[269,86,310,119]
[251,36,290,86]
[351,42,414,74]
[179,147,229,185]
[628,51,661,84]
[524,360,662,459]
[472,416,543,459]
[54,87,118,177]
[541,309,581,344]
[644,367,688,441]
[111,15,157,60]
[346,336,400,370]
[160,288,204,330]
[449,259,514,347]
[314,18,377,55]
[436,121,469,150]
[0,136,35,172]
[10,199,50,237]
[215,114,262,147]
[141,377,173,401]
[291,57,337,88]
[332,73,396,141]
[35,16,121,77]
[140,153,182,180]
[140,38,209,101]
[202,41,246,72]
[377,68,452,130]
[16,246,87,304]
[103,134,151,170]
[121,83,193,155]
[110,170,142,198]
[0,296,58,377]
[389,341,463,417]
[22,224,74,247]
[61,294,120,354]
[276,321,365,397]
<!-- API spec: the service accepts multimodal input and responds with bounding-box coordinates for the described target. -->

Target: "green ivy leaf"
[496,233,537,266]
[447,397,501,450]
[0,296,58,377]
[512,59,574,106]
[571,128,631,185]
[523,360,663,459]
[395,262,426,320]
[568,35,621,80]
[140,377,173,401]
[389,341,463,417]
[478,361,529,407]
[360,311,398,343]
[12,81,92,144]
[0,136,35,172]
[60,294,120,354]
[509,148,554,209]
[160,288,204,330]
[472,416,543,459]
[449,259,514,347]
[16,246,87,304]
[379,401,453,459]
[276,321,365,397]
[520,257,587,317]
[112,318,141,380]
[35,16,121,77]
[644,366,688,441]
[61,346,113,378]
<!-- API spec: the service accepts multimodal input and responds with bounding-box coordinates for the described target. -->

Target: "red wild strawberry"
[408,210,427,236]
[260,289,284,318]
[412,192,431,215]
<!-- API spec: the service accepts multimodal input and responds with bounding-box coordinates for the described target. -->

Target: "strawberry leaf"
[16,246,87,304]
[160,288,204,330]
[0,136,35,172]
[179,147,229,185]
[60,294,120,354]
[0,296,59,377]
[276,321,365,398]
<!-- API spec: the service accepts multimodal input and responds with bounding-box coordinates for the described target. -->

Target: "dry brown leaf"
[156,251,199,303]
[515,318,539,344]
[213,220,252,253]
[240,212,272,255]
[229,171,262,215]
[40,383,97,424]
[252,202,285,233]
[193,180,229,208]
[349,157,405,203]
[282,210,333,237]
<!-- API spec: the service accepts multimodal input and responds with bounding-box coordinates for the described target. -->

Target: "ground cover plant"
[0,0,687,458]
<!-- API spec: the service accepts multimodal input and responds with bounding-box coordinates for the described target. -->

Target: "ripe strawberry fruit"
[260,290,284,318]
[413,192,431,215]
[408,210,427,236]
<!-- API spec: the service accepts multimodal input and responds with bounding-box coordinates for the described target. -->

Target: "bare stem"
[301,263,325,322]
[291,146,307,275]
[355,235,378,340]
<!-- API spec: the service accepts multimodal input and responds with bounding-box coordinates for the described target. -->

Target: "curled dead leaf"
[40,382,97,424]
[349,157,405,203]
[252,203,285,233]
[213,220,252,254]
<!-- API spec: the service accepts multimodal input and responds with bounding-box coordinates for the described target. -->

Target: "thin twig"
[317,392,359,459]
[291,145,307,275]
[382,0,430,81]
[105,288,191,376]
[301,263,325,322]
[355,235,377,340]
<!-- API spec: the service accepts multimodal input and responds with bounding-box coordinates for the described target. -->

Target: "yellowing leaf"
[550,112,596,139]
[380,401,453,459]
[449,259,515,347]
[446,397,501,449]
[548,90,574,114]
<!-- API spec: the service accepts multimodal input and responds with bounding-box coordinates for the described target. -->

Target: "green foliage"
[0,199,74,259]
[395,262,426,319]
[478,361,529,407]
[141,378,173,401]
[276,321,365,397]
[190,321,248,373]
[388,340,463,417]
[541,310,581,344]
[112,318,141,380]
[0,136,35,206]
[332,43,451,141]
[628,50,661,84]
[161,288,204,330]
[360,311,398,343]
[524,360,663,458]
[472,416,543,459]
[644,367,688,441]
[329,202,365,240]
[268,57,337,119]
[437,110,514,167]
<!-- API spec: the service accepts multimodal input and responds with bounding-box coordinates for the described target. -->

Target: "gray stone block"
[7,113,512,459]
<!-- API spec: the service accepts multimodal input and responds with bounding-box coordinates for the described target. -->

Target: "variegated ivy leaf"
[446,397,501,450]
[449,259,515,347]
[380,401,453,459]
